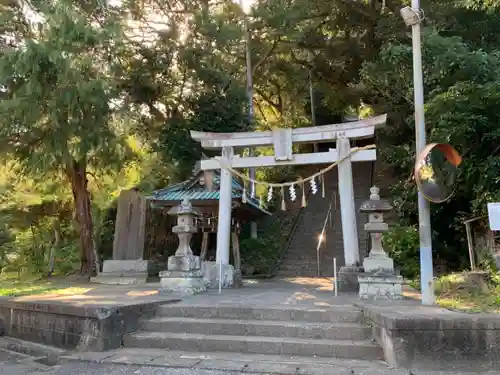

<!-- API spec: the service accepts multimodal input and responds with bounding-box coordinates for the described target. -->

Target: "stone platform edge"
[0,297,180,352]
[356,301,500,371]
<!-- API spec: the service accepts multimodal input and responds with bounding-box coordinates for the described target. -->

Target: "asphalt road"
[0,361,257,375]
[58,363,263,375]
[0,349,497,375]
[0,349,254,375]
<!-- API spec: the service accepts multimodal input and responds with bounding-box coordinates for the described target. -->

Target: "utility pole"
[401,1,435,305]
[309,68,319,153]
[240,0,258,238]
[309,70,317,128]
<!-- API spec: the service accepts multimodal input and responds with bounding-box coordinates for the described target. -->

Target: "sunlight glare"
[236,0,258,13]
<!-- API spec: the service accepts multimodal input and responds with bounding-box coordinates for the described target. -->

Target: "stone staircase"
[123,303,383,360]
[278,163,373,277]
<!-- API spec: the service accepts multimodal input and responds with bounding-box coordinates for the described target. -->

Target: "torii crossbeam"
[191,114,386,287]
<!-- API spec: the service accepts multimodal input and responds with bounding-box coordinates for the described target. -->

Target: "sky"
[239,0,259,13]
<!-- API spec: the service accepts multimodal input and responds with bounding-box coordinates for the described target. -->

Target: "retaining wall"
[358,301,500,371]
[0,298,177,351]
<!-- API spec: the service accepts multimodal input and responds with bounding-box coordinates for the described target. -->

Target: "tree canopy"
[0,0,499,278]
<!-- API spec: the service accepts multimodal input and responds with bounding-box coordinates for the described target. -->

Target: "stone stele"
[159,198,207,295]
[92,190,152,285]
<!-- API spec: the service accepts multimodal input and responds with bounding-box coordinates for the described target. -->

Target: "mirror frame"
[414,143,462,203]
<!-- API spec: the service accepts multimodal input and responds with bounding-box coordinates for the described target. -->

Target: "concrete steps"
[278,264,319,270]
[278,271,320,277]
[124,331,382,359]
[277,163,373,278]
[140,317,371,340]
[277,187,341,277]
[123,304,383,361]
[155,304,361,322]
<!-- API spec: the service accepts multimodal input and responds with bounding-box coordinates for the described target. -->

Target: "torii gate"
[190,114,386,283]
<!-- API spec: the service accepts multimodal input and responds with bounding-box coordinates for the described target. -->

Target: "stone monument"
[92,189,152,285]
[358,186,404,300]
[159,198,207,295]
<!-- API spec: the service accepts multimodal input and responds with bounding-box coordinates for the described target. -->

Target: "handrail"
[272,188,313,277]
[316,190,337,277]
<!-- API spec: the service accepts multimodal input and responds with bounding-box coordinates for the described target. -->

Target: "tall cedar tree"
[0,1,128,275]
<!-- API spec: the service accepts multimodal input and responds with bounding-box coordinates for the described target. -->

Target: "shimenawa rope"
[216,144,376,188]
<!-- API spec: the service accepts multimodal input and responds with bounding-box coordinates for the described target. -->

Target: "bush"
[476,246,497,273]
[383,225,420,279]
[239,238,267,275]
[53,243,80,275]
[239,214,295,276]
[435,271,500,312]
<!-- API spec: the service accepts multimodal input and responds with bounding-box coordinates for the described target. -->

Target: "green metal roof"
[148,170,269,214]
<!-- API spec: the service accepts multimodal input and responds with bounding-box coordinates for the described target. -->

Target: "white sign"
[487,203,500,231]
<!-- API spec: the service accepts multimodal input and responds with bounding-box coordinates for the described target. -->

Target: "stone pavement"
[7,282,172,306]
[5,276,415,309]
[60,348,500,375]
[165,277,420,307]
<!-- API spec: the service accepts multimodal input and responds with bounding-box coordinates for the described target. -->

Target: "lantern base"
[358,273,404,300]
[363,255,394,273]
[159,269,206,295]
[159,255,207,295]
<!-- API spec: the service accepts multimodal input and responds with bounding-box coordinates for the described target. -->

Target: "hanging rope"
[217,144,376,189]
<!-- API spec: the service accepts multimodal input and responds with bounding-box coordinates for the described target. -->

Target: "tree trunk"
[66,159,96,277]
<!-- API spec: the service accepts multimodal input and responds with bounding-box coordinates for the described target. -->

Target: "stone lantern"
[159,198,206,295]
[358,186,403,300]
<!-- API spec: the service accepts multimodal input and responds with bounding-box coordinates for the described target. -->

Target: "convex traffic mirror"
[415,143,462,203]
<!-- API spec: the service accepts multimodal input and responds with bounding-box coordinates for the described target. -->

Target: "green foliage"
[426,82,500,211]
[0,1,129,174]
[383,225,420,279]
[158,84,250,178]
[1,0,500,280]
[435,271,500,313]
[0,0,134,274]
[52,243,81,275]
[240,213,295,276]
[425,0,500,51]
[240,238,268,276]
[362,29,500,270]
[475,246,498,273]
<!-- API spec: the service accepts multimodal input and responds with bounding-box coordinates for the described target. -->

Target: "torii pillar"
[336,137,364,293]
[337,137,360,266]
[216,146,234,267]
